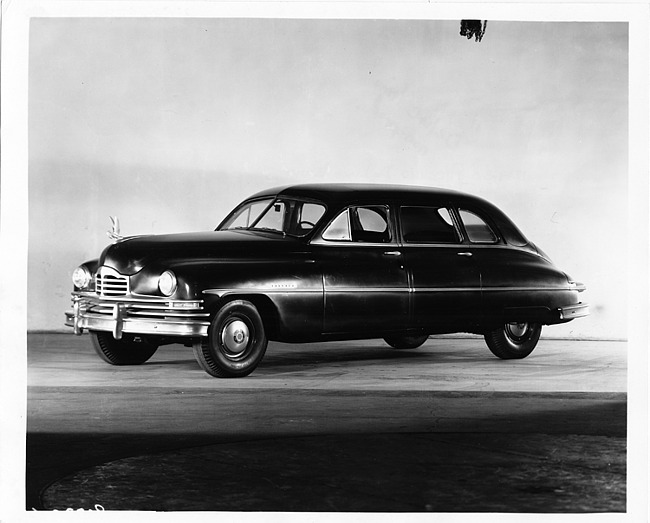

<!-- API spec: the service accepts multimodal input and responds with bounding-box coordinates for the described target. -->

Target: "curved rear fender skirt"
[499,306,556,325]
[483,288,580,314]
[478,247,568,286]
[483,287,587,324]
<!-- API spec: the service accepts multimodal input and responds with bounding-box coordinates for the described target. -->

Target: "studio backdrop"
[28,18,628,339]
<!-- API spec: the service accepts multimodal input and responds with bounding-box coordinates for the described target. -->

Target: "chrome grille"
[96,267,129,296]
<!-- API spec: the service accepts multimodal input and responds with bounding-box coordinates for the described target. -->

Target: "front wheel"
[383,334,429,350]
[193,300,268,378]
[91,331,159,365]
[484,322,542,359]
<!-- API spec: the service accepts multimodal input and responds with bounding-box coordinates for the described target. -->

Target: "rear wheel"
[91,331,159,365]
[193,300,268,378]
[383,334,429,350]
[484,322,542,359]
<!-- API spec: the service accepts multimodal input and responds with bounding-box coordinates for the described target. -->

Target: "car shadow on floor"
[147,340,463,371]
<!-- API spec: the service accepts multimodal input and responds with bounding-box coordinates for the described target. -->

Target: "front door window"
[322,206,391,243]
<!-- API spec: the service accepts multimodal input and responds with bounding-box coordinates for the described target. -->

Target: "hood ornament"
[107,216,124,242]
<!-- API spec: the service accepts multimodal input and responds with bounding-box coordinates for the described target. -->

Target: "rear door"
[398,205,482,330]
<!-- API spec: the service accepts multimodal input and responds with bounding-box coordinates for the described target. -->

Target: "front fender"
[164,258,325,341]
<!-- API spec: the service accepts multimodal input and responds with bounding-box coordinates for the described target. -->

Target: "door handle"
[383,251,402,256]
[457,252,473,257]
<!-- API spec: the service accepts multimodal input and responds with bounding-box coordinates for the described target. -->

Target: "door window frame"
[397,205,463,245]
[315,204,396,245]
[454,207,501,244]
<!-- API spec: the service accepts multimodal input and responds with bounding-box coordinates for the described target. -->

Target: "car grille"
[96,267,129,296]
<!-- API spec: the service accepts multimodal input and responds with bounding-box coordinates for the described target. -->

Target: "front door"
[311,205,409,335]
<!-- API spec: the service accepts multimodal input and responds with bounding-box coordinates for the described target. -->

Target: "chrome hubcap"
[221,319,251,358]
[506,322,529,342]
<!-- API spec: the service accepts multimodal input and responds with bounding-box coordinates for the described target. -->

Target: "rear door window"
[400,206,460,244]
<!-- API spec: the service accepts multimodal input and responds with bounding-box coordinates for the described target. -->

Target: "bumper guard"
[65,292,210,339]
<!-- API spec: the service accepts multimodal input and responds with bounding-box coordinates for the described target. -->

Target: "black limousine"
[66,184,588,377]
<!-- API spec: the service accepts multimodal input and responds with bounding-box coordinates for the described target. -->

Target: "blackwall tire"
[484,322,542,359]
[90,331,159,365]
[383,334,429,350]
[193,300,268,378]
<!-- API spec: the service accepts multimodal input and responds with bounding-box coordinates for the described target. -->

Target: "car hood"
[99,230,307,275]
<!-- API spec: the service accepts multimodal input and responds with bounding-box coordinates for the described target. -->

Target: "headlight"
[72,266,92,289]
[158,270,178,296]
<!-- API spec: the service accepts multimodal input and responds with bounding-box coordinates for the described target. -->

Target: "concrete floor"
[26,333,627,513]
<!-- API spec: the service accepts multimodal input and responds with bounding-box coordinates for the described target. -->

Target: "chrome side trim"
[480,286,580,292]
[327,286,573,293]
[203,286,579,296]
[409,286,575,293]
[203,288,323,298]
[324,288,406,293]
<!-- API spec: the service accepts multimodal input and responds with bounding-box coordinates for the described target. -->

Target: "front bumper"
[65,292,210,339]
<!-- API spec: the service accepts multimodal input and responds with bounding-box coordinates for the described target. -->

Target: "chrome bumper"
[65,292,210,339]
[557,303,589,321]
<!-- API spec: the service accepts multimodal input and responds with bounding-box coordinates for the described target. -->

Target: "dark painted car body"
[66,184,588,377]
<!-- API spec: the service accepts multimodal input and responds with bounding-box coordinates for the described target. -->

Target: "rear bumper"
[64,292,210,339]
[502,302,590,324]
[557,303,590,321]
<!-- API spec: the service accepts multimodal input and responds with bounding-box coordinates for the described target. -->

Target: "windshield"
[219,197,327,237]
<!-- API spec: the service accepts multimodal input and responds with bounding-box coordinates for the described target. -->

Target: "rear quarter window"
[459,209,498,243]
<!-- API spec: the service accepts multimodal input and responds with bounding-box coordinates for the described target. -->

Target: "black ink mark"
[460,20,487,42]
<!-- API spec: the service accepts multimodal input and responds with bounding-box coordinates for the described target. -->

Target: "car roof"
[246,183,530,247]
[250,183,472,204]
